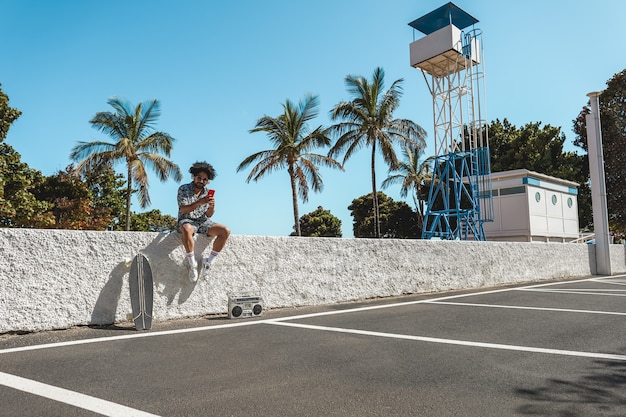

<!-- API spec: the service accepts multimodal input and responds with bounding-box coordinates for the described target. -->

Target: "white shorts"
[177,218,216,235]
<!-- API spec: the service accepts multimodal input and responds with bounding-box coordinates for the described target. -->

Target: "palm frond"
[107,97,132,116]
[89,112,127,141]
[303,153,343,171]
[240,151,286,182]
[70,141,117,160]
[331,130,368,163]
[140,132,175,156]
[129,158,151,208]
[136,99,161,138]
[139,153,182,182]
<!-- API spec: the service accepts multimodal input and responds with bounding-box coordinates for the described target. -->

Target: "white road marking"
[516,288,626,297]
[590,278,626,286]
[0,371,160,417]
[0,320,263,355]
[268,321,626,361]
[534,288,626,292]
[425,301,626,316]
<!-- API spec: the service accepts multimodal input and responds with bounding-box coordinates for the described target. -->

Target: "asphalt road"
[2,275,626,416]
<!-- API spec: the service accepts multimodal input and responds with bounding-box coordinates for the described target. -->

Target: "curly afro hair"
[189,161,217,180]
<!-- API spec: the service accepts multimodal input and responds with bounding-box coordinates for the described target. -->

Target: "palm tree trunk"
[289,166,301,236]
[125,166,132,231]
[371,144,380,238]
[415,193,425,230]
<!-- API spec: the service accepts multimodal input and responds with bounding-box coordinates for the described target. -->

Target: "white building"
[484,169,579,242]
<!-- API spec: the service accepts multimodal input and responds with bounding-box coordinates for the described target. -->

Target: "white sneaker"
[185,256,198,283]
[201,260,211,279]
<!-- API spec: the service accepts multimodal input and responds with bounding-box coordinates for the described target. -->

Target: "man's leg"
[180,223,199,283]
[180,223,196,253]
[203,223,231,268]
[208,223,231,252]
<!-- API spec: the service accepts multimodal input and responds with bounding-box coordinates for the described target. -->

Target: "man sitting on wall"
[177,161,230,283]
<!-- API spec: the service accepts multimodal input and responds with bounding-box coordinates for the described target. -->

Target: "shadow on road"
[515,354,626,416]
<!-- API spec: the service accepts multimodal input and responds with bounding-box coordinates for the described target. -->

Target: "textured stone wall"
[1,228,624,333]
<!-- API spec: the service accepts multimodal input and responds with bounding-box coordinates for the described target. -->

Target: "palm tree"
[70,97,182,231]
[329,67,427,238]
[237,94,342,236]
[381,145,434,230]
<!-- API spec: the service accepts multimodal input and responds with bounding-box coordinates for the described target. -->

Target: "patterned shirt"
[177,182,210,222]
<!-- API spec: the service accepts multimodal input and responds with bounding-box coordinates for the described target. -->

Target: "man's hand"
[205,195,215,212]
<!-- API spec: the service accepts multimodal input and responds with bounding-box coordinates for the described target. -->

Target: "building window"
[551,194,558,205]
[500,186,526,196]
[535,192,541,202]
[567,197,573,208]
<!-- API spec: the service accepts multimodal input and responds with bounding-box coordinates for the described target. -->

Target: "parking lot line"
[516,288,626,297]
[267,321,626,361]
[0,371,161,417]
[591,277,626,285]
[0,320,262,355]
[424,301,626,316]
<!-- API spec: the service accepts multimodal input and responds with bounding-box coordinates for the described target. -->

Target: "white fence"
[1,228,624,333]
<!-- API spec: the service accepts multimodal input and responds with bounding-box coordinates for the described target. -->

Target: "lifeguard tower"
[408,2,493,240]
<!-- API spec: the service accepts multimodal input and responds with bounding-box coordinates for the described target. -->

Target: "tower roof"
[408,2,479,35]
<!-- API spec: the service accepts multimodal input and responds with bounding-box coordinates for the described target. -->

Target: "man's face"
[192,173,210,190]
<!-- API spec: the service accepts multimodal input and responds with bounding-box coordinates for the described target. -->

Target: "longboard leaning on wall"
[129,253,154,330]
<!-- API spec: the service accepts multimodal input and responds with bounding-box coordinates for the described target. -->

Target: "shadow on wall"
[141,231,213,305]
[90,231,214,325]
[90,260,129,324]
[588,243,596,275]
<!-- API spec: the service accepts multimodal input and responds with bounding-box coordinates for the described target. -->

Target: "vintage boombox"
[228,295,264,319]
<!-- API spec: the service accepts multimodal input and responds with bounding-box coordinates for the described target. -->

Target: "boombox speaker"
[228,295,264,319]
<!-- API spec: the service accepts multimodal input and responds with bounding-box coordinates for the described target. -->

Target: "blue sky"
[2,1,624,237]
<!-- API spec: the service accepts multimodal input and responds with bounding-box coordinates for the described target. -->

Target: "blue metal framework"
[422,148,491,240]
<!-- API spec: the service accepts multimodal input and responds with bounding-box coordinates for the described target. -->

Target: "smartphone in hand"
[208,189,215,198]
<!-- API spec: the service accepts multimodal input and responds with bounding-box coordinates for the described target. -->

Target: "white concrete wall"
[1,228,625,333]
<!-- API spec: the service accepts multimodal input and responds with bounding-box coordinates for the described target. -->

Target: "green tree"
[488,118,591,229]
[238,94,342,236]
[70,97,182,231]
[348,192,421,238]
[572,108,593,231]
[573,69,626,236]
[34,164,126,230]
[488,119,581,179]
[0,147,54,227]
[0,83,21,142]
[83,163,127,230]
[0,85,54,228]
[35,166,94,229]
[381,145,434,229]
[291,206,342,237]
[329,67,427,238]
[130,209,177,232]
